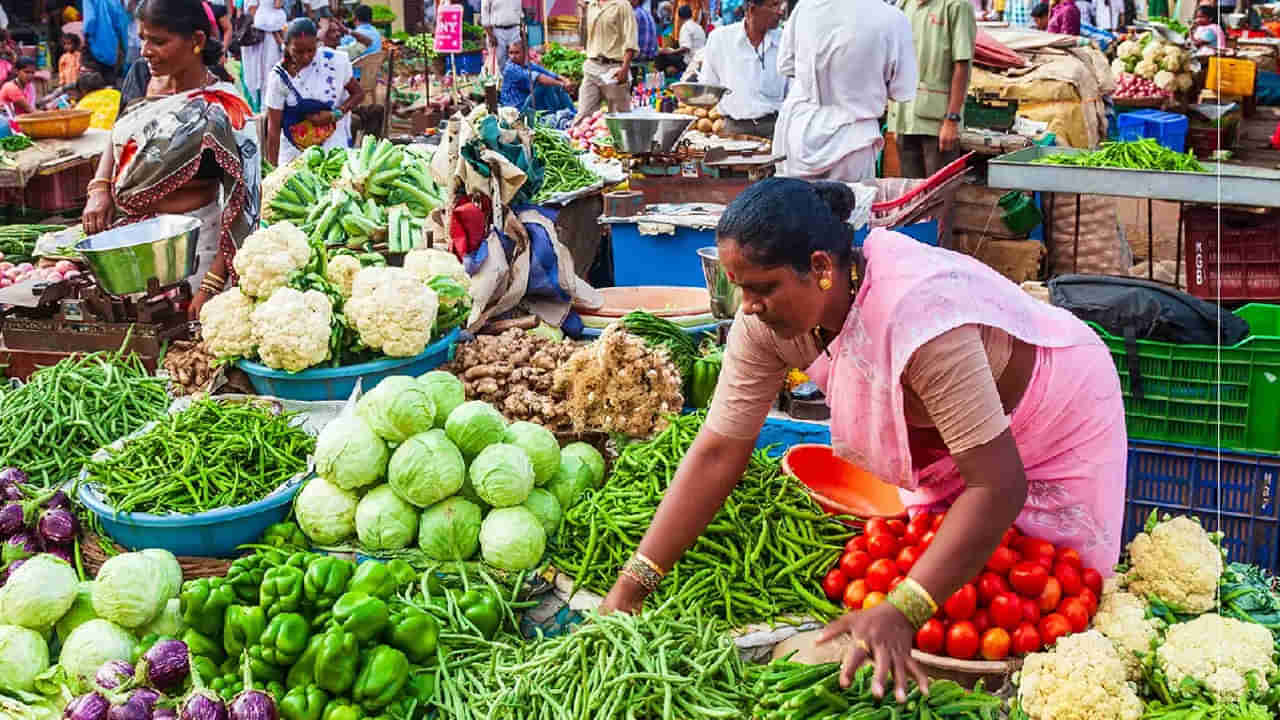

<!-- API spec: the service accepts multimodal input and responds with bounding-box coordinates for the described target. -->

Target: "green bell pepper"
[321,701,365,720]
[225,550,287,604]
[182,627,226,664]
[458,589,501,639]
[352,645,410,710]
[287,551,322,571]
[348,562,396,600]
[287,633,325,689]
[386,605,438,664]
[259,611,311,665]
[332,592,389,643]
[262,521,309,549]
[314,628,360,695]
[261,564,305,617]
[688,351,723,409]
[224,604,268,658]
[190,656,221,690]
[280,684,330,720]
[244,649,287,683]
[180,577,237,636]
[304,556,355,609]
[385,559,416,588]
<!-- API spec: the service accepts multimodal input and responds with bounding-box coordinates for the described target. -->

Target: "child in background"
[1192,5,1227,50]
[58,34,81,87]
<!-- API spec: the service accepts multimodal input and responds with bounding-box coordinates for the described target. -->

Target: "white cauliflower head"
[249,287,333,372]
[199,286,256,359]
[1154,70,1176,91]
[325,254,362,299]
[346,267,439,358]
[1135,59,1159,80]
[1158,614,1275,702]
[1111,59,1128,78]
[1161,47,1184,71]
[1093,586,1160,680]
[1126,515,1224,613]
[232,221,313,299]
[1142,42,1164,61]
[403,247,471,290]
[1017,630,1144,720]
[1117,40,1140,59]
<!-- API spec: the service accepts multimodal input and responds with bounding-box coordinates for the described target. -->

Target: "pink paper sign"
[434,4,464,53]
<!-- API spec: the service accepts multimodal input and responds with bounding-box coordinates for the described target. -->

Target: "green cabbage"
[469,443,535,508]
[418,370,466,427]
[419,497,483,561]
[315,413,390,490]
[358,376,437,444]
[140,598,185,637]
[58,619,134,688]
[479,506,547,572]
[356,484,420,551]
[0,625,48,692]
[445,401,507,459]
[295,476,360,545]
[503,421,561,487]
[55,582,98,642]
[561,442,605,487]
[547,455,596,512]
[141,549,182,600]
[388,429,466,508]
[92,552,168,629]
[0,554,78,630]
[523,488,562,538]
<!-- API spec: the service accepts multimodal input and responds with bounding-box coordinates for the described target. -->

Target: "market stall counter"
[0,127,108,212]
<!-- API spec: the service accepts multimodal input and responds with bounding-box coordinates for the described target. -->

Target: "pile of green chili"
[84,398,314,514]
[0,345,170,487]
[550,412,855,626]
[531,125,602,203]
[1034,138,1205,172]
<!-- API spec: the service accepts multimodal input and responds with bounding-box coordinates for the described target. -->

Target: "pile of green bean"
[1034,138,1205,172]
[84,399,314,514]
[550,412,855,626]
[0,346,170,487]
[531,125,602,203]
[750,662,1004,720]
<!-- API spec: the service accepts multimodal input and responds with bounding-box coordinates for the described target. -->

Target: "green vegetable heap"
[751,661,1003,720]
[0,134,34,152]
[539,43,587,82]
[0,223,64,264]
[530,125,602,203]
[1034,138,1205,173]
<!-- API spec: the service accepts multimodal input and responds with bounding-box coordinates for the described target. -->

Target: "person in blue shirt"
[500,40,575,112]
[351,5,383,54]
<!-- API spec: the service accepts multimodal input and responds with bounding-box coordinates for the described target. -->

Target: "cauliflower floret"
[1158,614,1275,702]
[1162,47,1184,72]
[1142,42,1163,62]
[1126,515,1223,613]
[1154,70,1176,92]
[1134,60,1159,80]
[260,155,309,222]
[1116,40,1140,59]
[1017,630,1144,720]
[198,286,255,359]
[403,247,471,290]
[232,222,313,299]
[1111,59,1128,78]
[325,254,362,299]
[1093,587,1159,680]
[249,287,332,372]
[345,267,439,358]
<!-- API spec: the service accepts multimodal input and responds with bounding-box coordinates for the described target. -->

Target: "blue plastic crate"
[1116,111,1151,143]
[1124,440,1280,572]
[1116,110,1189,152]
[447,51,484,75]
[608,222,716,287]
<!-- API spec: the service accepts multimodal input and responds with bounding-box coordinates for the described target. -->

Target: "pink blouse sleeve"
[704,314,789,440]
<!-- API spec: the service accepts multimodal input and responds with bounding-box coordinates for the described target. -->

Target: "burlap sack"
[1047,193,1132,276]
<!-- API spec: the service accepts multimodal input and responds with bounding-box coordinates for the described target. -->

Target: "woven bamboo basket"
[80,529,237,580]
[17,109,93,139]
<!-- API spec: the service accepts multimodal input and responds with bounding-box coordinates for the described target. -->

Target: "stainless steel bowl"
[669,82,732,108]
[698,247,742,320]
[605,112,695,154]
[76,215,201,295]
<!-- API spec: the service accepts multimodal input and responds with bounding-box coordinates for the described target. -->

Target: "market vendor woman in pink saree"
[603,178,1126,699]
[83,0,260,319]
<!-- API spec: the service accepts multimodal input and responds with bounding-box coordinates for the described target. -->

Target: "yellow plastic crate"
[1206,57,1257,97]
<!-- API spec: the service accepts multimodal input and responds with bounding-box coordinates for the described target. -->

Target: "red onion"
[64,693,110,720]
[95,660,136,691]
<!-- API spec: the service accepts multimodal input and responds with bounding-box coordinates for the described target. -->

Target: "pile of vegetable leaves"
[1220,562,1280,649]
[540,43,586,81]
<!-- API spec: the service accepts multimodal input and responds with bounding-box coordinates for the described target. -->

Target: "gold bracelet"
[620,555,663,594]
[886,578,938,631]
[632,552,667,579]
[87,186,112,197]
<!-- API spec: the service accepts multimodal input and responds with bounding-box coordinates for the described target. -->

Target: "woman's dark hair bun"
[716,177,856,274]
[202,37,224,68]
[811,181,856,223]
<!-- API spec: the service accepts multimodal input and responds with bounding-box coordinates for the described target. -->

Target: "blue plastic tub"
[77,475,304,557]
[1116,110,1189,152]
[608,223,715,287]
[447,51,485,75]
[238,328,461,402]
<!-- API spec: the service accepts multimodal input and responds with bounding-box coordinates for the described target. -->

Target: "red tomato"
[863,592,888,610]
[1017,537,1056,563]
[989,592,1024,631]
[977,571,1010,605]
[865,559,897,593]
[985,546,1020,575]
[843,579,868,609]
[885,519,907,537]
[1076,587,1099,617]
[1081,568,1103,598]
[1055,547,1083,572]
[1054,562,1084,597]
[822,569,849,601]
[1000,526,1020,547]
[974,608,993,634]
[896,546,921,575]
[1059,598,1090,633]
[888,575,905,592]
[1037,577,1063,614]
[1012,623,1042,655]
[980,628,1011,661]
[1038,613,1072,648]
[1020,597,1042,625]
[866,533,900,561]
[942,584,978,621]
[864,518,894,538]
[839,551,872,580]
[931,512,946,531]
[905,514,933,545]
[918,530,937,550]
[945,621,980,660]
[849,535,869,553]
[1009,562,1050,598]
[915,618,945,655]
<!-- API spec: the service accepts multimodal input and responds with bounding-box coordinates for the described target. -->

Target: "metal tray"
[987,146,1280,208]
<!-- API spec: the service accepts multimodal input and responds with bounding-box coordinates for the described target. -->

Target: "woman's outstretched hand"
[816,602,930,703]
[600,575,647,615]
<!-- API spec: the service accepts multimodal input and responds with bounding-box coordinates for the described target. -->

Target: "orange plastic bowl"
[781,444,907,519]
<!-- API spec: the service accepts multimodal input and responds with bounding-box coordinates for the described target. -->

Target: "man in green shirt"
[887,0,976,179]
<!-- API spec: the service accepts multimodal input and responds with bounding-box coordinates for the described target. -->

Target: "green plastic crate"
[1090,303,1280,455]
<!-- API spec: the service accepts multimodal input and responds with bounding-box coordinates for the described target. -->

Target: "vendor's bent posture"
[773,0,916,181]
[573,0,637,123]
[500,40,575,112]
[602,178,1126,701]
[697,0,785,140]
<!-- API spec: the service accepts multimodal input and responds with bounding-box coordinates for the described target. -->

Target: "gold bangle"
[87,186,112,197]
[632,552,667,579]
[886,578,938,630]
[87,179,112,192]
[620,555,663,594]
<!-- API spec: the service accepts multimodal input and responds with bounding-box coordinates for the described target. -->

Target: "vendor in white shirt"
[773,0,917,182]
[655,5,706,77]
[483,0,524,73]
[696,0,786,139]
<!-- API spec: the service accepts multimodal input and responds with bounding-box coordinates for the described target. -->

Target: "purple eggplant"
[95,660,136,691]
[179,692,228,720]
[38,507,78,545]
[139,640,190,691]
[228,689,276,720]
[130,689,162,714]
[2,531,39,564]
[64,693,110,720]
[106,697,153,720]
[0,467,27,494]
[44,489,70,510]
[0,502,22,536]
[154,711,177,720]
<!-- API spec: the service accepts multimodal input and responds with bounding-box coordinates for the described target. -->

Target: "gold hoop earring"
[194,46,202,54]
[818,277,832,291]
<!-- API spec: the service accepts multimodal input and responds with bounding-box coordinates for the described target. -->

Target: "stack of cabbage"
[297,371,605,572]
[0,549,184,698]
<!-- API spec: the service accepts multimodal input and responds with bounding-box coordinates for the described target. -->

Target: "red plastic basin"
[781,444,907,519]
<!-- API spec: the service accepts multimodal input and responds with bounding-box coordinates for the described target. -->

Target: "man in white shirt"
[774,0,917,182]
[1092,0,1119,28]
[482,0,524,72]
[678,5,706,51]
[697,0,787,139]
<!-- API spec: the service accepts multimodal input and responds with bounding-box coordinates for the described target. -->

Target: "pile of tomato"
[820,514,1105,661]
